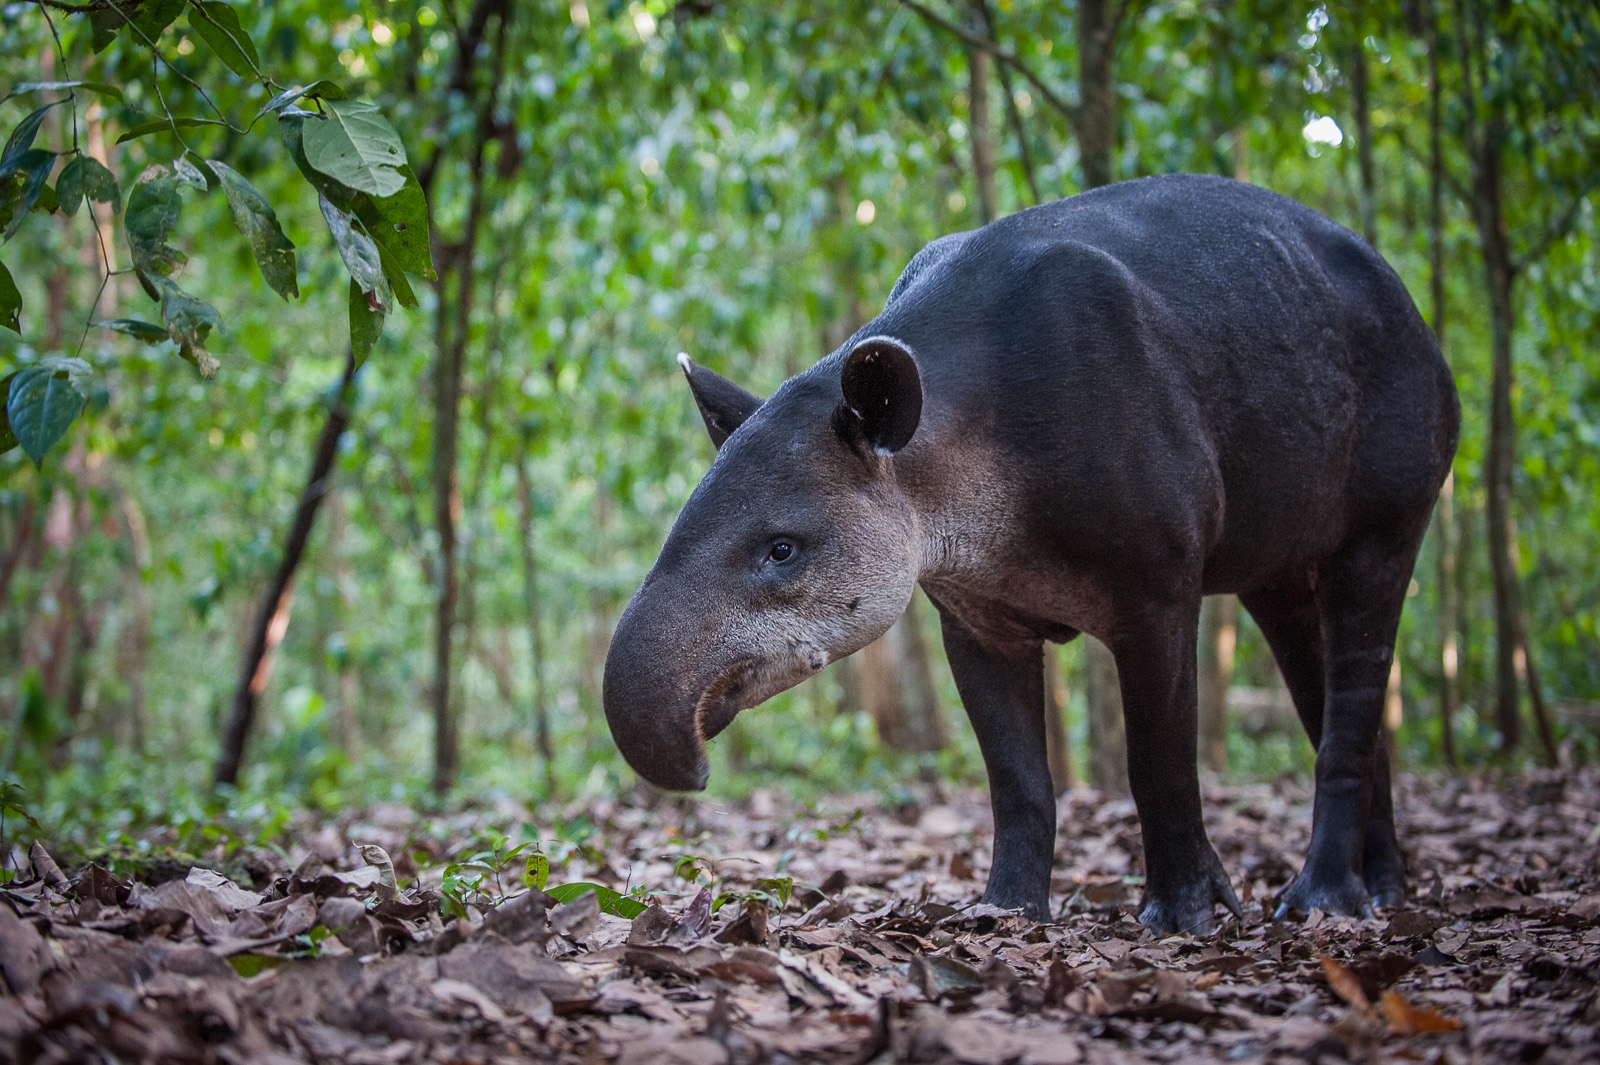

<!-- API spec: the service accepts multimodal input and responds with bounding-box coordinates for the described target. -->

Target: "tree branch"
[898,0,1077,126]
[1512,170,1600,274]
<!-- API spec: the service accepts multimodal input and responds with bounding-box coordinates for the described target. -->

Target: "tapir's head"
[603,336,925,790]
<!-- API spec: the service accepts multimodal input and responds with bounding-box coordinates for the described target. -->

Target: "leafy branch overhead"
[0,0,432,462]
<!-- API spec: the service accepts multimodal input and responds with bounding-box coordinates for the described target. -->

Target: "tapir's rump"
[605,173,1458,935]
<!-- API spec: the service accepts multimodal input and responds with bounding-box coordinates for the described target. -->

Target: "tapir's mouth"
[694,648,828,744]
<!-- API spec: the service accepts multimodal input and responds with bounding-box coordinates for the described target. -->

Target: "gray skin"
[603,174,1459,935]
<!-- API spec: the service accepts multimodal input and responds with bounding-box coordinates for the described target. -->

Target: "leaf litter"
[2,769,1597,1063]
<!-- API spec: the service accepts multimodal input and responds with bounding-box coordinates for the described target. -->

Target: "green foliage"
[5,357,91,462]
[56,155,122,218]
[301,101,408,198]
[545,882,648,919]
[211,160,297,299]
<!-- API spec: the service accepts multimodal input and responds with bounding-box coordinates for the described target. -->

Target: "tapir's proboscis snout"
[601,174,1459,937]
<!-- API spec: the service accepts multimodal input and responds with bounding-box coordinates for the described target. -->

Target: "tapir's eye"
[766,540,796,565]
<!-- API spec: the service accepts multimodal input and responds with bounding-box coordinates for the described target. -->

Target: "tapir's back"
[868,173,1458,587]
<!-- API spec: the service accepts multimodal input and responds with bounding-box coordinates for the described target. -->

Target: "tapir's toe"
[1137,866,1242,937]
[1274,870,1375,921]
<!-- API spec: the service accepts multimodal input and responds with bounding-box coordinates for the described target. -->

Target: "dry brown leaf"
[1319,953,1371,1010]
[1378,989,1463,1035]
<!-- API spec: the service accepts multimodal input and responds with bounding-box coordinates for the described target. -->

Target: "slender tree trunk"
[864,594,948,754]
[0,495,35,609]
[1426,1,1458,768]
[429,17,505,796]
[216,351,358,787]
[327,487,360,759]
[1348,0,1377,245]
[1197,595,1236,774]
[968,38,997,224]
[1084,637,1127,792]
[1045,643,1074,794]
[977,0,1040,204]
[1456,0,1523,753]
[514,456,553,792]
[1076,0,1115,191]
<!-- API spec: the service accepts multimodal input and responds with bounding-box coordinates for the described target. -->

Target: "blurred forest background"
[1,0,1598,846]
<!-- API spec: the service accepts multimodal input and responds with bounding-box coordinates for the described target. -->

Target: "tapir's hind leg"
[1268,531,1419,919]
[1241,581,1406,908]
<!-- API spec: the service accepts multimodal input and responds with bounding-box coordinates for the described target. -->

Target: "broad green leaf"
[1,102,63,172]
[545,882,647,919]
[348,277,382,366]
[319,194,389,310]
[358,164,434,280]
[4,81,124,104]
[188,1,262,80]
[211,160,296,299]
[1,150,56,242]
[125,167,187,278]
[56,155,122,217]
[97,318,170,342]
[88,10,120,52]
[6,357,91,463]
[0,261,18,332]
[301,101,408,198]
[254,81,346,123]
[115,117,226,144]
[30,182,56,216]
[278,113,357,211]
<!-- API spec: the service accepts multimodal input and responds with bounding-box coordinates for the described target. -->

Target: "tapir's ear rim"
[835,335,923,456]
[679,352,764,450]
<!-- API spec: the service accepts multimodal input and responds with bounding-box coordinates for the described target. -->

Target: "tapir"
[603,173,1459,934]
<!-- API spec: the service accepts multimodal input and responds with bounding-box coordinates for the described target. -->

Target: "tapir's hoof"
[1274,871,1375,921]
[1137,868,1243,937]
[980,888,1052,922]
[1363,860,1406,910]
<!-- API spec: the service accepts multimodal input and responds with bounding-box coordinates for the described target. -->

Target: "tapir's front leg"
[937,613,1055,920]
[1112,604,1243,935]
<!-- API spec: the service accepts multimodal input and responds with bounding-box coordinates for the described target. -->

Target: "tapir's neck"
[895,413,1019,584]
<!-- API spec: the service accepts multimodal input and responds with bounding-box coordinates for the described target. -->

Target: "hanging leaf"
[6,357,91,463]
[0,260,19,333]
[173,154,212,191]
[150,274,222,359]
[1,150,56,242]
[254,80,346,123]
[211,160,296,299]
[358,164,434,279]
[4,81,124,105]
[115,117,226,144]
[278,113,357,210]
[97,318,171,342]
[319,194,389,310]
[1,102,64,173]
[348,277,383,366]
[186,1,261,80]
[125,166,187,278]
[301,100,408,198]
[131,0,187,40]
[56,155,122,217]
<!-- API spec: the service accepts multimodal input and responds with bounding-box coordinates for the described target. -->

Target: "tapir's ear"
[679,353,764,450]
[836,336,923,455]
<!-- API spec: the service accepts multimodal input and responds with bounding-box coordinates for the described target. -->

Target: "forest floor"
[2,770,1598,1064]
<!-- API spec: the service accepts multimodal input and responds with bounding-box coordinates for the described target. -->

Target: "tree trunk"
[1426,1,1457,768]
[327,486,361,759]
[1076,0,1115,191]
[216,351,358,787]
[1197,595,1236,774]
[1045,643,1074,794]
[1348,0,1377,245]
[864,593,947,754]
[514,457,553,791]
[968,38,997,225]
[1084,637,1127,793]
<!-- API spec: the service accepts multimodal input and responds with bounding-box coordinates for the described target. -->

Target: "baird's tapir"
[603,173,1460,934]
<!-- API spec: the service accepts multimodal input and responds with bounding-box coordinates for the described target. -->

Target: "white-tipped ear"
[679,353,765,450]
